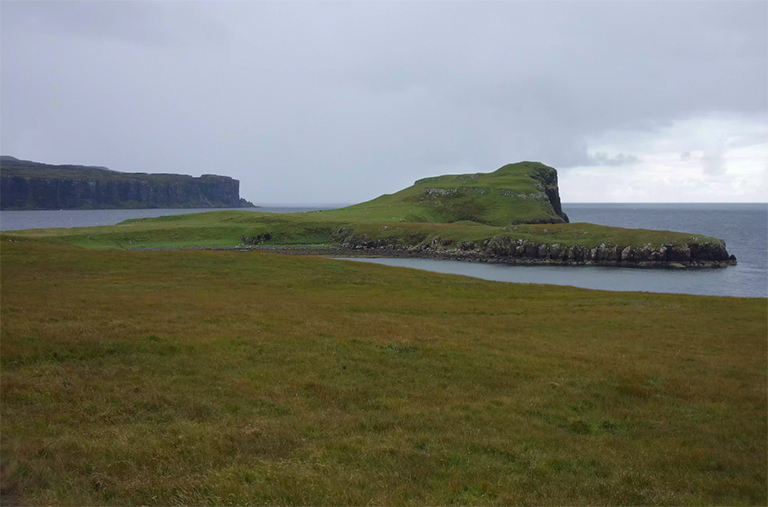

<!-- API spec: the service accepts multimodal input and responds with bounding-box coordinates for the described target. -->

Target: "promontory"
[0,156,255,210]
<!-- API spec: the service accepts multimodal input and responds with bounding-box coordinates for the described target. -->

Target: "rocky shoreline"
[331,231,737,269]
[141,232,738,269]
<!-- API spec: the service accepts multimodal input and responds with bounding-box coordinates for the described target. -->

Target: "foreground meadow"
[1,239,766,505]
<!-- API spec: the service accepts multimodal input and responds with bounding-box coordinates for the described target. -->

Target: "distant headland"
[0,156,256,210]
[4,160,738,268]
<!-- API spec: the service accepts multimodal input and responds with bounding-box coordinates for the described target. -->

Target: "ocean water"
[1,203,765,297]
[0,206,340,231]
[344,204,767,298]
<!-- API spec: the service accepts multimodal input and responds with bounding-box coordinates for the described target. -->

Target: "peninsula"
[0,156,255,210]
[6,161,737,268]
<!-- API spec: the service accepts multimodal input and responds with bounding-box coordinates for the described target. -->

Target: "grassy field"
[1,238,765,505]
[7,209,720,252]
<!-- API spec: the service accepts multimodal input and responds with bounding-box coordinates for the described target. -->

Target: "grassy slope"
[6,209,720,251]
[1,239,766,505]
[321,161,564,225]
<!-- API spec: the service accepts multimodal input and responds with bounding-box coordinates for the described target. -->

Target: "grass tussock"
[1,239,766,505]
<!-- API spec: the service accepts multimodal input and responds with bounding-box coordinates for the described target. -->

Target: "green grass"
[1,238,765,505]
[6,209,720,252]
[322,161,567,225]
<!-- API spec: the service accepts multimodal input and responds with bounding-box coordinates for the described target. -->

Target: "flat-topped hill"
[0,156,255,209]
[325,161,568,226]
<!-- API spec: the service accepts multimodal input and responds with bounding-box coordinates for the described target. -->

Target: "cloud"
[1,1,766,203]
[702,151,727,176]
[560,114,768,202]
[2,1,173,46]
[588,152,640,167]
[0,1,227,47]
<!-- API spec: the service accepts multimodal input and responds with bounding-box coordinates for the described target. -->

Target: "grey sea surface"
[0,206,344,231]
[1,203,765,298]
[342,203,767,298]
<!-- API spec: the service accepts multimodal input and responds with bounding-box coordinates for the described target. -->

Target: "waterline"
[337,257,765,298]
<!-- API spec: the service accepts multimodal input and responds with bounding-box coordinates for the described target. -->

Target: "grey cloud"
[1,1,766,203]
[588,153,640,167]
[702,152,727,176]
[3,1,173,46]
[1,1,227,47]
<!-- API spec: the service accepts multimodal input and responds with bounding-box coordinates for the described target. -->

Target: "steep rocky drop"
[0,156,255,210]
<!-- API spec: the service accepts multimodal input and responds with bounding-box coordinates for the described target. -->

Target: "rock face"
[333,229,737,268]
[528,164,568,223]
[0,156,255,210]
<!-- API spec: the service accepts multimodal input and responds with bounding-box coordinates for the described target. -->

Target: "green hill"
[322,161,568,226]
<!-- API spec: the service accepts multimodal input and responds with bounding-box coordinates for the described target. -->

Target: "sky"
[1,1,766,204]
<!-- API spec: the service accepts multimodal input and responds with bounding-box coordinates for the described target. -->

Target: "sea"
[1,203,766,298]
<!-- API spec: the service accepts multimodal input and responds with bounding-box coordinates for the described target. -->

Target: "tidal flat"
[1,238,766,505]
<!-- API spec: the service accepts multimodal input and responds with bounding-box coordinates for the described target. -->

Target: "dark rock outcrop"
[241,233,272,245]
[528,165,569,223]
[333,229,736,269]
[0,156,256,210]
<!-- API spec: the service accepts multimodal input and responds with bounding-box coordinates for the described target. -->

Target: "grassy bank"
[7,209,720,252]
[1,238,765,505]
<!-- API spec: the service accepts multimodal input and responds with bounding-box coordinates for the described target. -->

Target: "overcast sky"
[2,1,766,204]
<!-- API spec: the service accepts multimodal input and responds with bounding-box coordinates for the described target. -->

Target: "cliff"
[333,229,736,268]
[332,161,569,226]
[0,156,255,210]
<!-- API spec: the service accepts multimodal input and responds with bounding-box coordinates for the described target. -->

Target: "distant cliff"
[0,157,256,210]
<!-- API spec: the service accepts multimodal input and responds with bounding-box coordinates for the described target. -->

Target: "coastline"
[135,243,738,269]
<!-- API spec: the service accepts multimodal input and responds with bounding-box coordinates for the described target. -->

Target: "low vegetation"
[4,162,725,257]
[7,209,719,252]
[325,162,568,225]
[2,238,765,505]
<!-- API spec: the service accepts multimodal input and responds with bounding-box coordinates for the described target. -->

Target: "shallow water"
[0,206,342,231]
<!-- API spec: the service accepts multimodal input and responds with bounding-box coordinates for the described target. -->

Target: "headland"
[0,156,256,210]
[4,161,736,268]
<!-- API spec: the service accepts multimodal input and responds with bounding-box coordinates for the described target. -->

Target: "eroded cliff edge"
[0,156,255,210]
[332,229,737,268]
